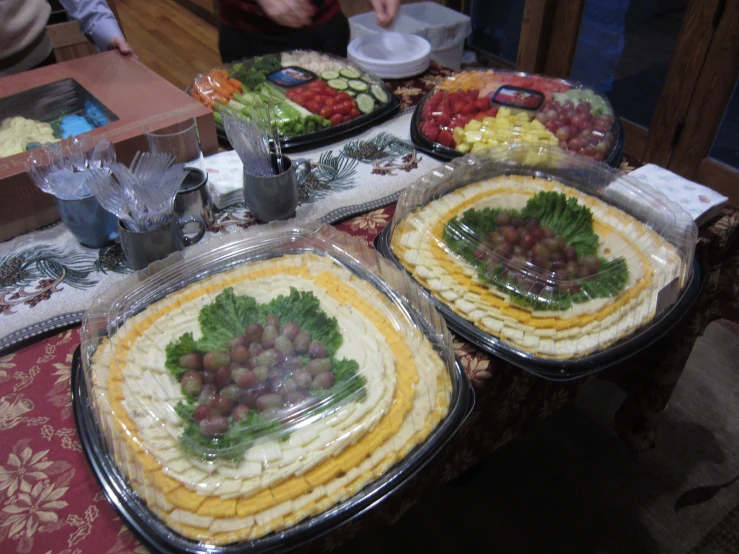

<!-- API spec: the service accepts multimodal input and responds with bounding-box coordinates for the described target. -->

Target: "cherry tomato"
[306,100,321,114]
[324,98,335,108]
[319,106,334,119]
[337,92,351,102]
[342,115,351,123]
[330,113,343,126]
[349,108,361,118]
[324,87,338,97]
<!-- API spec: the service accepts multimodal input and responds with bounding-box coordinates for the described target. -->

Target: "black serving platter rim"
[374,226,702,381]
[72,246,474,554]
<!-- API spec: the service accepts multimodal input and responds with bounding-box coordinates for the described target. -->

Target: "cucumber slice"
[327,78,349,90]
[361,74,380,84]
[346,90,357,97]
[320,70,340,80]
[356,93,375,114]
[370,85,389,104]
[347,80,369,92]
[339,68,362,79]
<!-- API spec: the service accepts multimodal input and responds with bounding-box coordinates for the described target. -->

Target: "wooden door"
[514,0,739,203]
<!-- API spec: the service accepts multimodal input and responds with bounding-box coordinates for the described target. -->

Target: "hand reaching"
[368,0,400,28]
[108,35,138,60]
[257,0,317,28]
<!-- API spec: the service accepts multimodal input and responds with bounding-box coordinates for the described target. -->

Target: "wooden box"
[0,51,218,242]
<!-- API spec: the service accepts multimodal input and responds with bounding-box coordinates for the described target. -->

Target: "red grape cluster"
[535,100,614,161]
[472,211,602,295]
[178,314,333,439]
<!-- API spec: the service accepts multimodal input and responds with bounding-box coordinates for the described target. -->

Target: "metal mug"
[117,213,206,271]
[55,195,118,249]
[242,155,309,223]
[175,168,214,232]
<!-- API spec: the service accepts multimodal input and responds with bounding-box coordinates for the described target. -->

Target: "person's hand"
[368,0,400,28]
[256,0,316,28]
[108,35,138,60]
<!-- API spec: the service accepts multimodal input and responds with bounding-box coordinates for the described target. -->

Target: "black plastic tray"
[409,88,625,168]
[214,93,400,153]
[375,227,702,380]
[72,250,474,553]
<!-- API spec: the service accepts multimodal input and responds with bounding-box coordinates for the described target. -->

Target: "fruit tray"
[0,78,117,160]
[375,146,700,379]
[76,221,472,552]
[411,70,623,166]
[188,50,399,151]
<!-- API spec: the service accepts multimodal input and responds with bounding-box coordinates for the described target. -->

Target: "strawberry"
[423,123,441,142]
[437,130,455,148]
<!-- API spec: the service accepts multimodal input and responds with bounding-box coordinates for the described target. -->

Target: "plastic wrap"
[411,69,623,166]
[0,78,118,159]
[78,222,471,551]
[188,51,399,149]
[377,145,699,377]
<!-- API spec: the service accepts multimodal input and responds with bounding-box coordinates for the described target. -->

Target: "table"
[0,61,737,553]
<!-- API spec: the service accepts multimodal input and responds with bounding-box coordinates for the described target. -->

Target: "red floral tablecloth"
[1,60,737,553]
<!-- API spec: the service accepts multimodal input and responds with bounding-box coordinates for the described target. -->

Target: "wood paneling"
[642,0,723,167]
[620,119,648,162]
[667,0,739,178]
[171,0,218,25]
[116,0,221,90]
[47,21,97,63]
[695,157,739,205]
[543,0,585,78]
[516,0,555,74]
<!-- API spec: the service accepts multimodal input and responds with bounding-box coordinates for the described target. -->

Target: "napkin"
[627,164,728,225]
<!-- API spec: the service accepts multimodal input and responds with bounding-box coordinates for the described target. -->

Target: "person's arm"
[368,0,400,28]
[58,0,135,57]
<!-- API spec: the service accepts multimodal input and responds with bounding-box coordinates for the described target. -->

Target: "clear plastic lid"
[384,145,697,368]
[80,222,468,548]
[412,69,621,164]
[188,50,397,146]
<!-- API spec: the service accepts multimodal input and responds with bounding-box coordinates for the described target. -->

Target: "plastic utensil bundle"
[25,134,116,199]
[222,110,274,177]
[252,96,285,173]
[86,153,188,232]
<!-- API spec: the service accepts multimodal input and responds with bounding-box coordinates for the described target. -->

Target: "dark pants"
[219,13,351,63]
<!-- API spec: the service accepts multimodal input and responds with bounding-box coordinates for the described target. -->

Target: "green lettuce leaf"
[441,191,628,311]
[264,288,342,357]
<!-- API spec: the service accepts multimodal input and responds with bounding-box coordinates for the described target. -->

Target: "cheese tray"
[74,222,472,552]
[374,145,701,379]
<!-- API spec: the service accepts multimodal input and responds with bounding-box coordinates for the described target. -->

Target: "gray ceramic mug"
[243,155,309,222]
[55,195,119,249]
[118,213,206,271]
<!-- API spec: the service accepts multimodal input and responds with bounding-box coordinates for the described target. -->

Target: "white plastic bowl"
[348,32,431,79]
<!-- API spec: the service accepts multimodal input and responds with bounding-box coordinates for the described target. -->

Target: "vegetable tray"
[375,146,700,379]
[188,51,400,151]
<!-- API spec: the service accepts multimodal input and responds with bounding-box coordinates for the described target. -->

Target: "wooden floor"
[116,0,221,90]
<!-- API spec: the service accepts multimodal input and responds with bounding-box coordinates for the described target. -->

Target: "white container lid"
[348,32,431,79]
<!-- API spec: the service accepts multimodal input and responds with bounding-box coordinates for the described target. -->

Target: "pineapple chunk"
[464,130,483,144]
[456,142,472,153]
[465,120,483,131]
